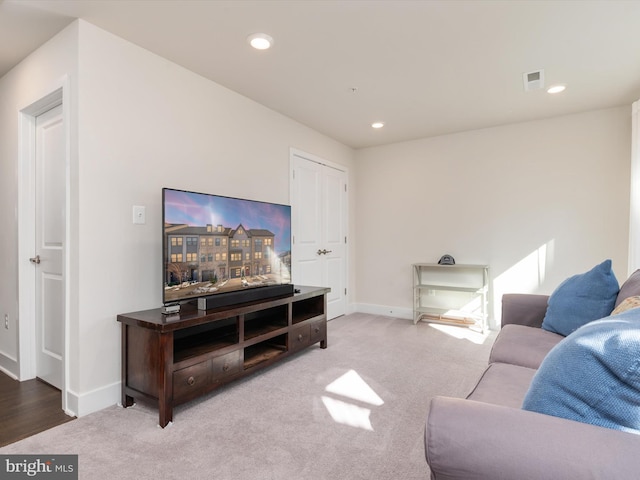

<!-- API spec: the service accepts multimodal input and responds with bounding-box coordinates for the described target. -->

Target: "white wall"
[73,21,355,413]
[0,20,354,415]
[354,107,631,326]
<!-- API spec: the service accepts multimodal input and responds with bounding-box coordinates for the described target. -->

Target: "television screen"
[162,188,292,304]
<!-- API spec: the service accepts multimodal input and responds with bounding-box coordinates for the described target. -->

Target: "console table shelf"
[117,285,329,427]
[173,335,238,364]
[244,342,287,369]
[244,320,287,340]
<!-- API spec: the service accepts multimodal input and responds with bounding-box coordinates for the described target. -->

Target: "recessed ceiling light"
[547,85,566,94]
[247,33,274,50]
[371,122,385,129]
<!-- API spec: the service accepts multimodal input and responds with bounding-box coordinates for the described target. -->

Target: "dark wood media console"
[117,285,329,427]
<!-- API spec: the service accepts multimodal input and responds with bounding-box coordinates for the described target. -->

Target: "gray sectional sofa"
[424,270,640,480]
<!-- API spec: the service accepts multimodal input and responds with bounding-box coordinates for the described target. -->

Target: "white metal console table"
[413,263,489,331]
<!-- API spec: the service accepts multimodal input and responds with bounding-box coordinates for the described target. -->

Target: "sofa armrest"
[501,293,549,328]
[425,396,640,480]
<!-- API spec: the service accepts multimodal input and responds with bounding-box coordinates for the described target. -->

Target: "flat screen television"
[162,188,292,307]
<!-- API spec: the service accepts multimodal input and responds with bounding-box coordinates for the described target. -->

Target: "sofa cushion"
[615,269,640,308]
[522,308,640,434]
[501,293,549,328]
[467,362,537,408]
[489,324,564,369]
[426,396,640,480]
[541,259,619,336]
[612,295,640,315]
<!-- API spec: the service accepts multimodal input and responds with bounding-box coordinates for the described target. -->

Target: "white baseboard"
[0,352,19,379]
[66,380,121,417]
[2,351,119,418]
[352,303,413,320]
[0,364,18,380]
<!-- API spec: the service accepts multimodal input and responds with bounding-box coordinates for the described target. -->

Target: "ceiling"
[2,0,640,149]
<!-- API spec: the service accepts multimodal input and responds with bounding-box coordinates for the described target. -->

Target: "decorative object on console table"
[437,254,456,265]
[413,263,488,331]
[117,285,329,427]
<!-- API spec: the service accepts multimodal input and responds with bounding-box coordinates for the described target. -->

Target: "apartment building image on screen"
[162,188,292,303]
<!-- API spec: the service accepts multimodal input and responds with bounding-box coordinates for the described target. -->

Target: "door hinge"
[344,288,347,295]
[344,236,347,244]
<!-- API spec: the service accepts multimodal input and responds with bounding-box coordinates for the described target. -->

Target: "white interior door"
[34,104,65,389]
[291,152,347,319]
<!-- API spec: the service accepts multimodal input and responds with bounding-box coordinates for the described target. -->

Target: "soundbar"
[196,284,295,310]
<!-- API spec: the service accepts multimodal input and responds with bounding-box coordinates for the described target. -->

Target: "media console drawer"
[309,318,326,344]
[211,350,242,381]
[292,323,311,352]
[291,318,326,353]
[118,286,329,427]
[174,360,211,402]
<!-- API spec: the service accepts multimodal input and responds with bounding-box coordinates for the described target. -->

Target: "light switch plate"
[133,205,146,225]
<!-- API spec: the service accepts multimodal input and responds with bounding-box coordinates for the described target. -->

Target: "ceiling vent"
[523,69,545,92]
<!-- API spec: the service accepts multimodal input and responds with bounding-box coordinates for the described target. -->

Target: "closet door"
[291,153,347,319]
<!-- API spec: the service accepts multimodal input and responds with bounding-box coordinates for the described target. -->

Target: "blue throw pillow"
[522,308,640,434]
[541,259,619,336]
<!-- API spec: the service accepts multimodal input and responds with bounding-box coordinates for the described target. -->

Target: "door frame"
[289,148,349,317]
[17,77,71,413]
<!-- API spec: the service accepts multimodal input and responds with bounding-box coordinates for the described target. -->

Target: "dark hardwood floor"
[0,373,75,447]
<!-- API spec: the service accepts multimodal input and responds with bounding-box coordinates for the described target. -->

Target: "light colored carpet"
[1,313,495,480]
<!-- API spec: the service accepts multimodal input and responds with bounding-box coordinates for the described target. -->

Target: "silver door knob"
[29,255,41,264]
[316,249,333,255]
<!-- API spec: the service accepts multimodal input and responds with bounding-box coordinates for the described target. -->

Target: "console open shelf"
[292,294,325,324]
[244,336,288,370]
[244,304,288,340]
[173,318,239,364]
[117,285,329,427]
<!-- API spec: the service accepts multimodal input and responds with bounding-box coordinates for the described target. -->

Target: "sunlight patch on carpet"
[325,369,384,406]
[321,396,374,431]
[428,323,489,345]
[322,369,384,431]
